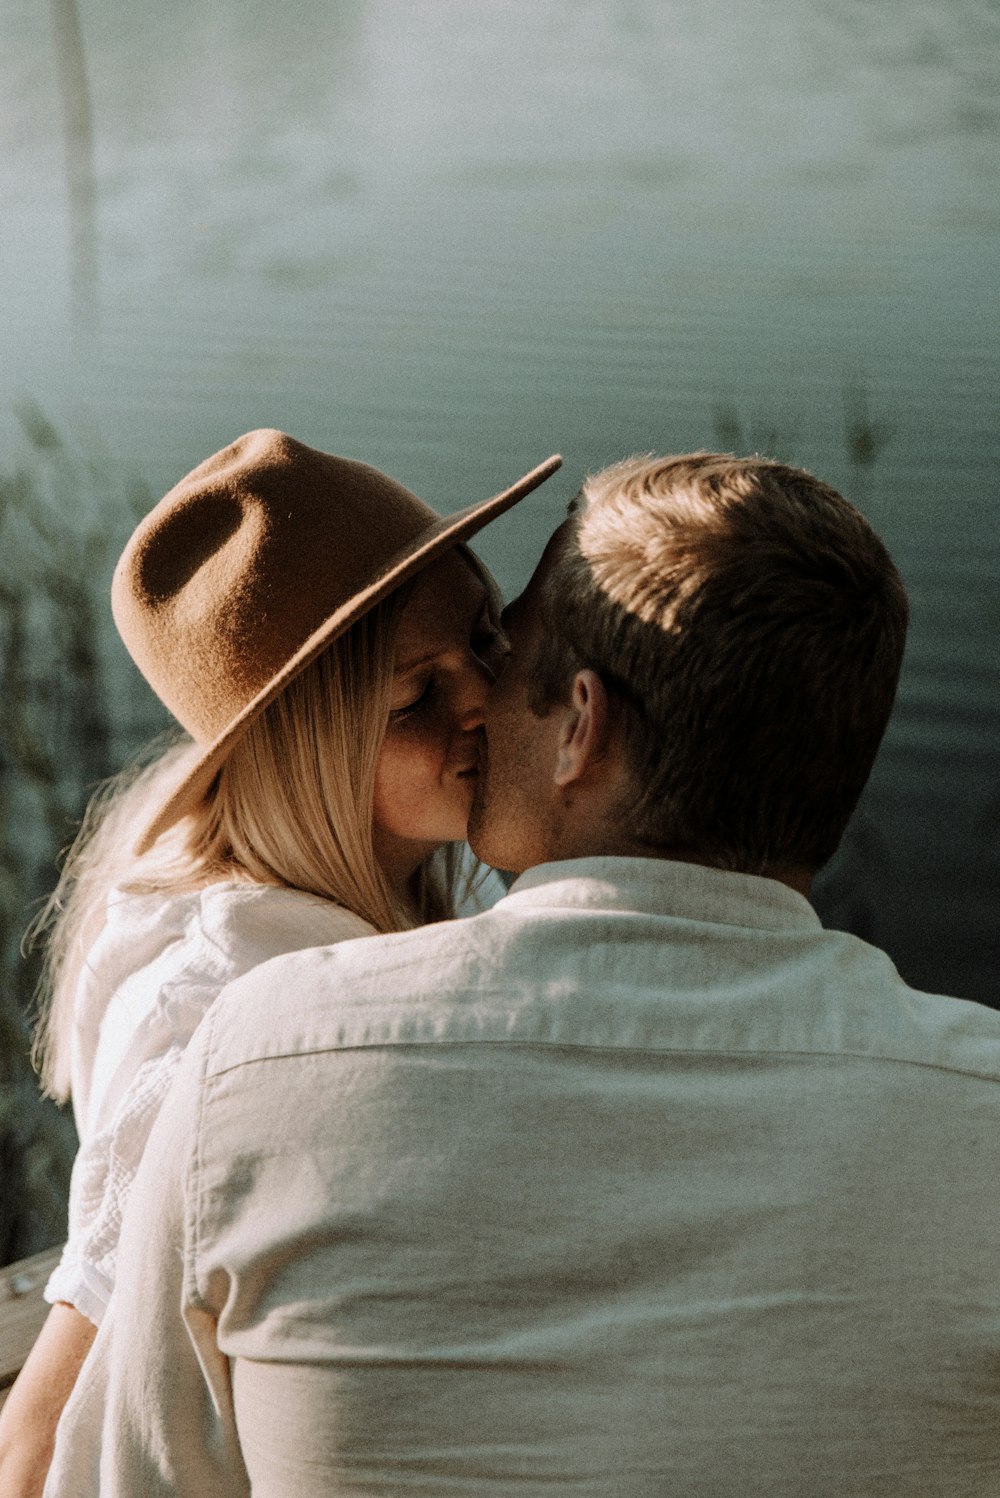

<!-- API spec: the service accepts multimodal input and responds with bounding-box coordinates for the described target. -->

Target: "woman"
[0,428,560,1496]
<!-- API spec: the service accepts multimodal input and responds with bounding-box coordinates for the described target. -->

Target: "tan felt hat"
[112,428,562,853]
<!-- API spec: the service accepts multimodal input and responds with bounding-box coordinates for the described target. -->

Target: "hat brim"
[134,452,563,854]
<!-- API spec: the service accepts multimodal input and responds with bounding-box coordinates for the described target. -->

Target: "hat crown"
[113,429,438,742]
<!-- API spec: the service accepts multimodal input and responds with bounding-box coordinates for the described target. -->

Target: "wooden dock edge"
[0,1246,63,1412]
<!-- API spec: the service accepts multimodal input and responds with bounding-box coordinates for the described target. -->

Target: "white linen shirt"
[45,880,373,1324]
[47,857,1000,1496]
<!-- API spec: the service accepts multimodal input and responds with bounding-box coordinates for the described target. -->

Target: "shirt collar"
[503,855,821,935]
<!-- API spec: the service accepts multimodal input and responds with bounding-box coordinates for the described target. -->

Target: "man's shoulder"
[197,862,1000,1090]
[200,903,518,1078]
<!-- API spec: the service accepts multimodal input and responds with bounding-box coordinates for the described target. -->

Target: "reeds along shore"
[0,406,164,1265]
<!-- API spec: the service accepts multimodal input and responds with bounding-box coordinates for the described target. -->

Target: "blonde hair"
[530,453,909,874]
[31,572,475,1102]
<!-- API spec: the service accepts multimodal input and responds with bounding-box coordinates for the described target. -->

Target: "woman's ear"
[553,669,612,788]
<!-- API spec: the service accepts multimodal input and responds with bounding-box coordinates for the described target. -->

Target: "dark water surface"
[2,0,998,1000]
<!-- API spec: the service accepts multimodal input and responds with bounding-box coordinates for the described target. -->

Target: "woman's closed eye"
[390,600,508,722]
[391,674,437,722]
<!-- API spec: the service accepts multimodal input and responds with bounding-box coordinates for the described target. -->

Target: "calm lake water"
[2,0,998,1000]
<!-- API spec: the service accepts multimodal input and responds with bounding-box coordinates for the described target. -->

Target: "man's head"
[468,452,909,882]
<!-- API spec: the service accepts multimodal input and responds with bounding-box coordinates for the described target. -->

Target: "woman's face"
[372,549,507,893]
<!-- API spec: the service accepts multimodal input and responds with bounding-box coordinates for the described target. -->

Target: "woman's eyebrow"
[395,586,491,674]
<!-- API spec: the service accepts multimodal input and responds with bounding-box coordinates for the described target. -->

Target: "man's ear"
[553,669,612,788]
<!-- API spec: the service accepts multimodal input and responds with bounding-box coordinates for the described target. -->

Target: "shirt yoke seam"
[203,1039,1000,1088]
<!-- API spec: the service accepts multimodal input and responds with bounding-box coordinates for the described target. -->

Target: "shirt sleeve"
[46,886,375,1325]
[44,1036,188,1324]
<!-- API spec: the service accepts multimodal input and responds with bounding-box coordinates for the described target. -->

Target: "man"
[47,454,1000,1495]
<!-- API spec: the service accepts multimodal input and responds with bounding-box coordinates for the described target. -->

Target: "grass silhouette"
[0,404,164,1263]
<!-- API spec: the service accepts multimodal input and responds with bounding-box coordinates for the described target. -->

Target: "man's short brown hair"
[530,453,909,873]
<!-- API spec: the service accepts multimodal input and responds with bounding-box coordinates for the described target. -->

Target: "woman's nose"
[456,651,495,729]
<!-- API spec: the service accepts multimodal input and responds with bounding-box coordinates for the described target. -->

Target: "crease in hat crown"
[112,429,562,853]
